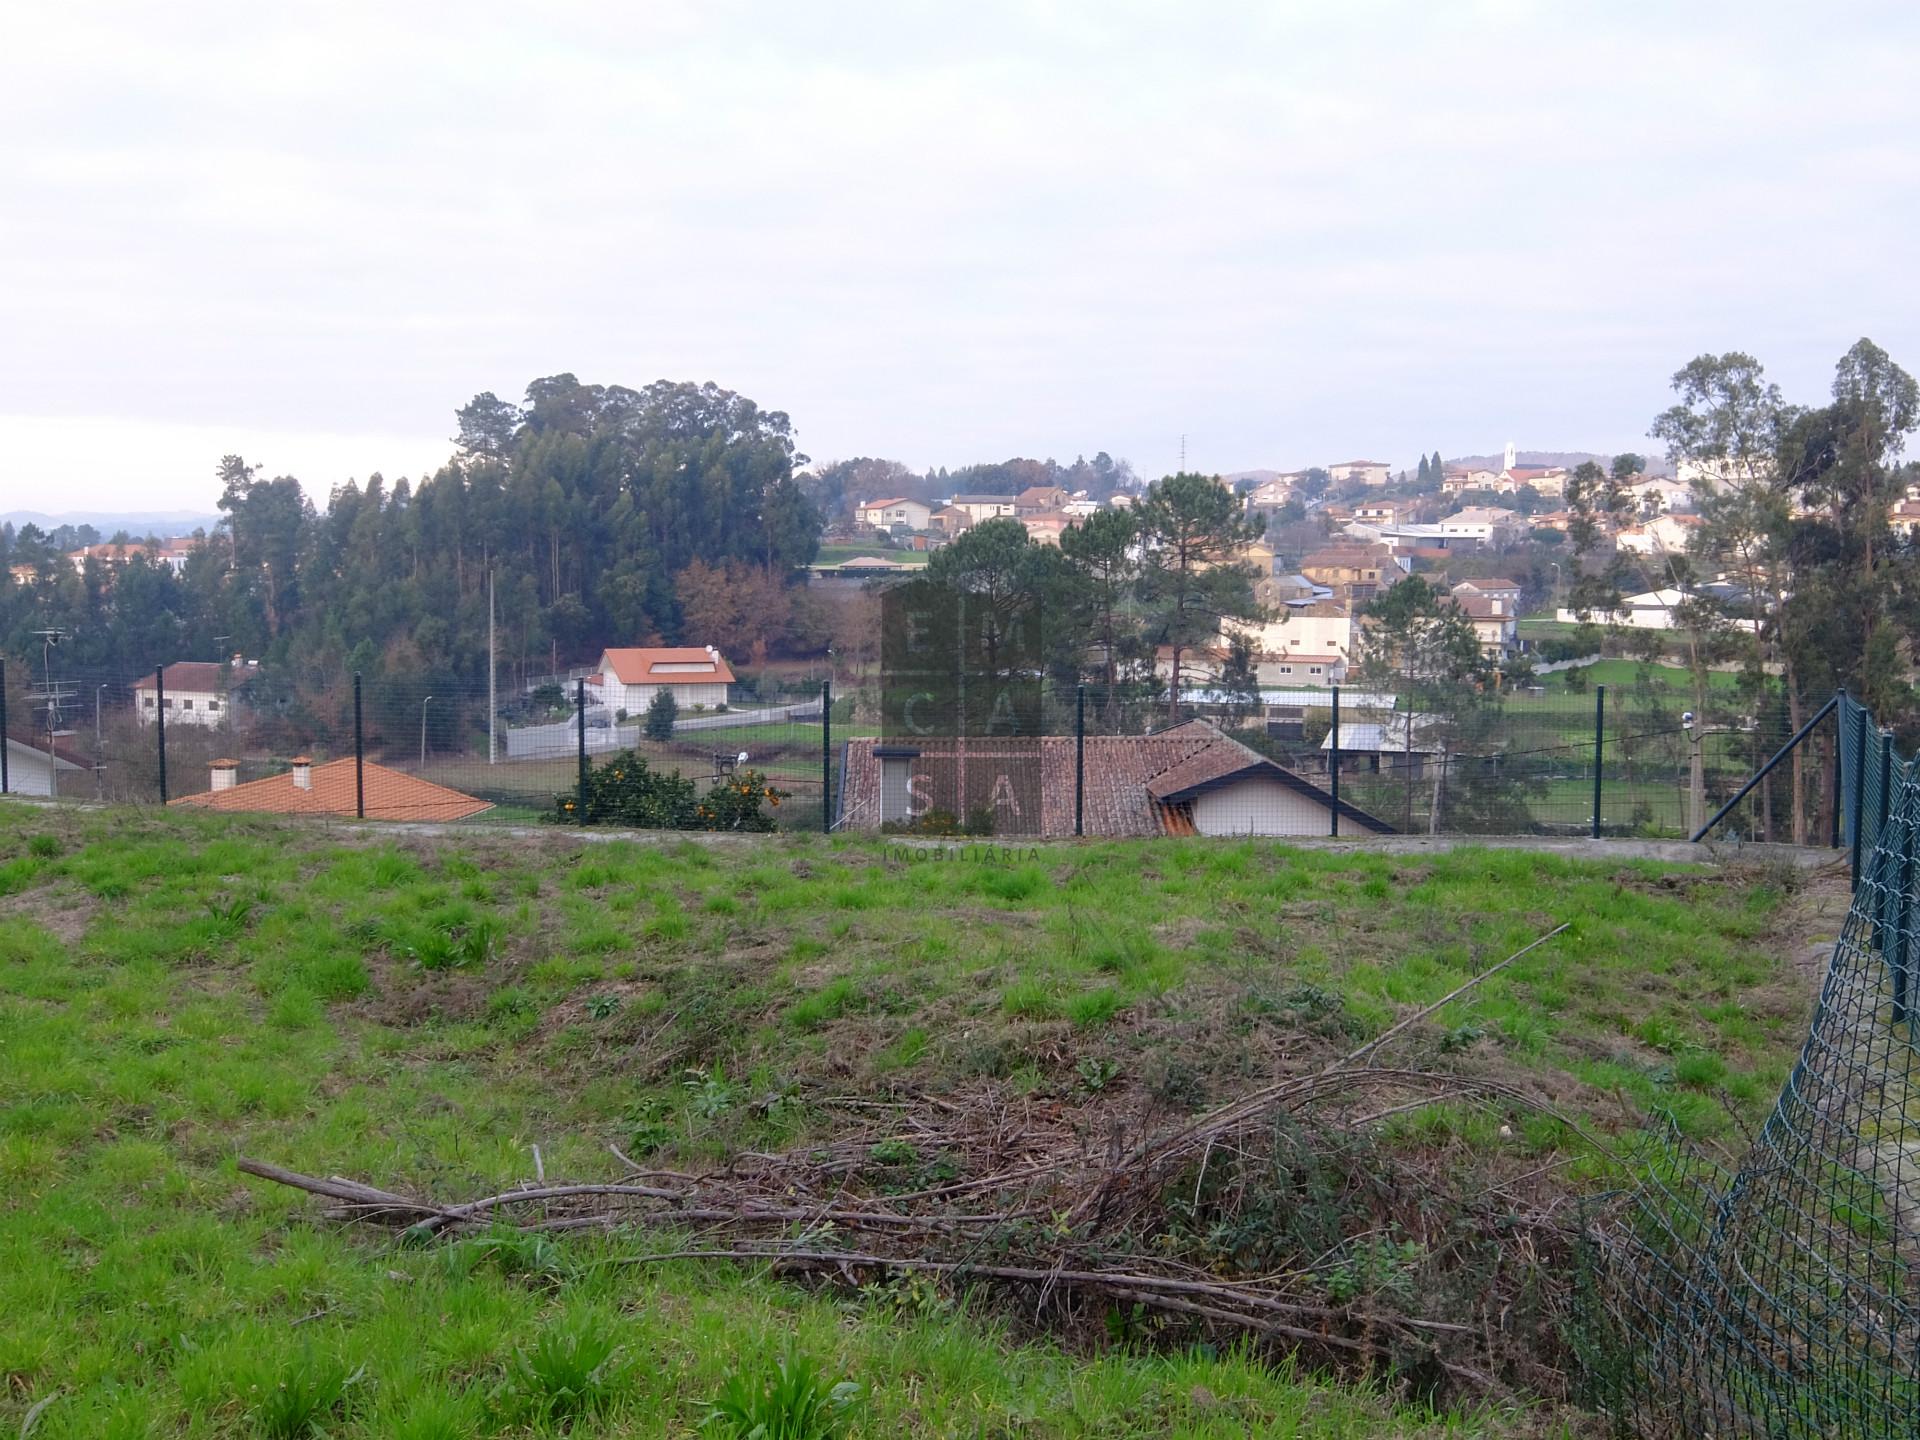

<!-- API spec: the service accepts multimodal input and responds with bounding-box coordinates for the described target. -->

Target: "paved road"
[502,700,822,759]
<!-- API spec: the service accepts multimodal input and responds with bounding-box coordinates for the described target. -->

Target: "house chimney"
[290,756,312,791]
[210,759,238,792]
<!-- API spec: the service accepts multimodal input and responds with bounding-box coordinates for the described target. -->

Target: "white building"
[945,494,1019,524]
[1329,460,1392,487]
[132,661,255,728]
[855,497,933,531]
[1227,608,1358,663]
[1438,507,1523,545]
[1625,477,1695,514]
[3,734,84,796]
[1615,514,1704,556]
[594,647,735,713]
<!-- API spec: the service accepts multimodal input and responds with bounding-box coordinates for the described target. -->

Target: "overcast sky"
[3,0,1917,514]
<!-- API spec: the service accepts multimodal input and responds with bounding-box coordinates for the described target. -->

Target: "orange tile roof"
[600,648,736,685]
[170,758,492,822]
[131,661,248,693]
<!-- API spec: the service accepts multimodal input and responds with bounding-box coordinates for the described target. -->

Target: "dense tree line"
[0,376,823,696]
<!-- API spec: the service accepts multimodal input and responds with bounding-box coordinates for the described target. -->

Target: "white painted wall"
[1189,777,1333,836]
[611,679,730,713]
[3,740,72,797]
[135,689,230,727]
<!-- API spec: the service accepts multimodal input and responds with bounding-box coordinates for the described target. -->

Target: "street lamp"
[420,695,434,768]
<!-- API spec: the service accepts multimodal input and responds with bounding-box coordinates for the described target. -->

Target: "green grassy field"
[1533,660,1743,694]
[0,807,1820,1436]
[815,544,929,566]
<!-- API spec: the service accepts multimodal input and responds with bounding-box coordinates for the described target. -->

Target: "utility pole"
[420,695,434,768]
[487,567,497,766]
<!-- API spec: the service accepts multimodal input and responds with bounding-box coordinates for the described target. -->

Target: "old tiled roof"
[838,719,1389,838]
[169,758,492,822]
[601,648,736,685]
[130,662,246,693]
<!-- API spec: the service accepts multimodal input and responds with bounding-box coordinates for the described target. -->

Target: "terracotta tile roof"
[858,497,914,509]
[131,661,249,693]
[170,758,492,822]
[837,719,1388,838]
[600,648,736,685]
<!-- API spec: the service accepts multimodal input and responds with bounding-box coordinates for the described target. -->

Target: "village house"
[855,497,933,531]
[837,720,1390,838]
[172,756,491,822]
[132,660,257,728]
[1353,499,1407,524]
[1014,485,1070,515]
[1256,653,1348,685]
[1256,572,1335,609]
[1319,713,1444,779]
[1019,511,1080,545]
[1450,577,1523,611]
[1455,595,1518,657]
[1624,476,1695,514]
[1329,460,1392,487]
[1555,584,1759,633]
[928,504,972,535]
[1300,544,1404,604]
[591,647,734,713]
[1500,465,1568,498]
[1227,602,1359,665]
[945,494,1019,524]
[1614,513,1703,556]
[1438,507,1522,546]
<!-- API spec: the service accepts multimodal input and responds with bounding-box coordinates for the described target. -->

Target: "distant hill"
[1444,451,1673,477]
[1,509,221,536]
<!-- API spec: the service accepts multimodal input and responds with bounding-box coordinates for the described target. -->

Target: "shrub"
[249,1351,363,1438]
[552,751,787,831]
[506,1317,631,1421]
[646,689,679,740]
[702,1351,859,1439]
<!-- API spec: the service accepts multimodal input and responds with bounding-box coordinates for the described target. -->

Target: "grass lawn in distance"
[0,806,1819,1437]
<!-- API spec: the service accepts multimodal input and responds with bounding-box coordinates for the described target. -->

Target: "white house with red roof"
[131,660,257,728]
[593,647,735,713]
[855,498,933,531]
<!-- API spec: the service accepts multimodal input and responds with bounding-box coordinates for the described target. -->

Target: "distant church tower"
[1502,440,1517,473]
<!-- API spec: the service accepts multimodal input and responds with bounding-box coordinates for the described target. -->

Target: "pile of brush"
[243,925,1592,1403]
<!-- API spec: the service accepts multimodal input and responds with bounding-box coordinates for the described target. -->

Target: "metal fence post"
[1831,689,1845,849]
[1329,685,1341,837]
[1877,728,1893,872]
[821,679,832,835]
[155,665,168,804]
[1896,791,1913,1026]
[353,672,365,820]
[1852,702,1869,890]
[0,658,9,794]
[576,678,588,827]
[1074,683,1086,837]
[1591,683,1605,839]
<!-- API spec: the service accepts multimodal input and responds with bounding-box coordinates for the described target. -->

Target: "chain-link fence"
[0,654,1828,842]
[1581,690,1919,1437]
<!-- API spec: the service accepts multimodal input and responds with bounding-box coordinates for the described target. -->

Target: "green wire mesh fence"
[1581,691,1919,1438]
